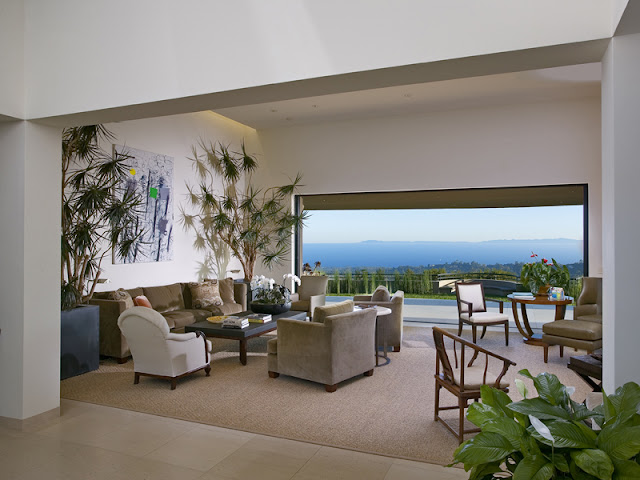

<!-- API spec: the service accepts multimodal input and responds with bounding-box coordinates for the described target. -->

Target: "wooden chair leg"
[480,326,487,339]
[559,345,564,358]
[171,378,177,390]
[434,382,441,421]
[458,321,463,336]
[472,326,477,344]
[325,384,337,393]
[504,322,509,346]
[363,369,374,376]
[393,346,401,352]
[544,345,549,363]
[117,357,128,364]
[134,372,140,385]
[458,397,466,444]
[204,365,211,376]
[268,371,279,378]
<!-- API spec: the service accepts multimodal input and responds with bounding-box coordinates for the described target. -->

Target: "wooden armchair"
[455,281,509,345]
[433,326,516,443]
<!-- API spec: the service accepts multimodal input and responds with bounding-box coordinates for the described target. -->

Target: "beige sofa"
[267,300,377,392]
[353,290,404,352]
[90,280,247,362]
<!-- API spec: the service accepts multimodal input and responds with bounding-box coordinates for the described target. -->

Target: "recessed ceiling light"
[285,117,293,121]
[312,104,318,108]
[270,108,278,113]
[403,93,413,98]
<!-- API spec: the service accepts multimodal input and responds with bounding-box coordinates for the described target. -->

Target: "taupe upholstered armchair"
[354,288,404,352]
[542,277,602,362]
[290,275,329,319]
[267,300,377,392]
[455,281,509,345]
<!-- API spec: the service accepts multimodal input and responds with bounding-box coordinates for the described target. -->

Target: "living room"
[2,2,640,479]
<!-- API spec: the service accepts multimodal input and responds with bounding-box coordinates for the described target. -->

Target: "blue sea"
[303,239,583,269]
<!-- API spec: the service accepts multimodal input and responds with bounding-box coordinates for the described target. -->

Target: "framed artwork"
[113,145,174,263]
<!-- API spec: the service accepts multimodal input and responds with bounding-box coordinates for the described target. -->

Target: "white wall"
[0,0,24,118]
[602,33,640,391]
[0,121,61,420]
[94,111,261,291]
[24,0,612,120]
[259,98,603,278]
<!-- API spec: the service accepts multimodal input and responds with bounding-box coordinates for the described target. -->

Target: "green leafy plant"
[520,252,570,294]
[451,369,640,479]
[61,126,144,310]
[181,140,306,281]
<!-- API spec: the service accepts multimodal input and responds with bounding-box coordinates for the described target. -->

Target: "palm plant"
[181,139,306,281]
[61,125,144,310]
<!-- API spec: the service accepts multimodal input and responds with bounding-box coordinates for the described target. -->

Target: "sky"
[303,205,583,243]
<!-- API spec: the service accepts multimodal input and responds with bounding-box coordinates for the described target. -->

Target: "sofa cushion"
[371,286,391,302]
[207,302,243,316]
[189,281,223,309]
[143,283,185,313]
[542,319,602,341]
[313,300,353,323]
[162,309,211,329]
[107,288,134,310]
[133,295,153,308]
[126,287,145,299]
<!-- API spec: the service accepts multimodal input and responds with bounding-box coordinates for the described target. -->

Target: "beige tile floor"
[1,400,467,480]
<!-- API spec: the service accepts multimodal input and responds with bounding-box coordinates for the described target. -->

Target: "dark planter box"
[60,304,100,380]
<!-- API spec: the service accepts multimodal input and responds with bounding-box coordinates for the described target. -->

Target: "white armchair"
[117,306,212,389]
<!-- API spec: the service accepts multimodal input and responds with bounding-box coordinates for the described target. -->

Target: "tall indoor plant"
[181,139,306,281]
[61,125,144,310]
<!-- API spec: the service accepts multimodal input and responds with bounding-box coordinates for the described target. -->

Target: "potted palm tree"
[61,125,144,379]
[181,139,306,293]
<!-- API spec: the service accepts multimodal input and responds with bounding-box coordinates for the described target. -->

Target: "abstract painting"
[113,145,174,263]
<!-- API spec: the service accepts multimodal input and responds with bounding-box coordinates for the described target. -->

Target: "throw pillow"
[371,286,391,302]
[107,288,134,310]
[133,295,153,308]
[216,277,237,305]
[189,281,223,310]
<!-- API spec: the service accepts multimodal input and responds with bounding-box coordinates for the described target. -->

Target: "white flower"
[529,415,554,445]
[283,273,302,286]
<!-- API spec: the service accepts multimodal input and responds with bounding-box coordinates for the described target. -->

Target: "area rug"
[60,326,593,466]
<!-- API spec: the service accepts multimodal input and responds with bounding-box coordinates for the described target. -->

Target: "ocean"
[303,238,583,269]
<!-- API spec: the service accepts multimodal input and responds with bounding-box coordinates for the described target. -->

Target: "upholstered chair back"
[298,276,329,301]
[118,306,175,375]
[456,282,487,313]
[312,299,354,323]
[574,277,603,323]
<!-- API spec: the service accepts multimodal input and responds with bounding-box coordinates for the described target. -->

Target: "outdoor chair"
[433,326,516,443]
[541,277,602,362]
[455,281,509,345]
[117,306,212,389]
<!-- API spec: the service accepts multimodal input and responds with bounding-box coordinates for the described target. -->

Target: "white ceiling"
[213,63,601,130]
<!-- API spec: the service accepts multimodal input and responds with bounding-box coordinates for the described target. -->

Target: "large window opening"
[296,184,587,324]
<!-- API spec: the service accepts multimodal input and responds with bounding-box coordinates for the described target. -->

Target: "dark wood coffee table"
[185,310,306,365]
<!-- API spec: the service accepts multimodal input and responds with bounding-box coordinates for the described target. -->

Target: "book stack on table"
[222,317,250,329]
[511,292,535,300]
[247,313,272,323]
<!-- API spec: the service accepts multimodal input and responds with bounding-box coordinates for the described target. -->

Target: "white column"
[0,121,61,420]
[601,33,640,392]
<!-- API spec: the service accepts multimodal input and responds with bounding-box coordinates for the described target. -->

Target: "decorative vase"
[250,301,291,315]
[534,284,552,296]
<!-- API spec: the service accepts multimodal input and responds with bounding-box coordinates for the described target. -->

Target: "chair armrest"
[290,292,300,302]
[353,295,372,301]
[459,299,473,316]
[166,332,197,342]
[485,298,504,313]
[308,294,326,317]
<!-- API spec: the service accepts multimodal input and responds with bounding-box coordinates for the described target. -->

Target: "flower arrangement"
[250,274,301,305]
[520,252,570,295]
[302,261,323,276]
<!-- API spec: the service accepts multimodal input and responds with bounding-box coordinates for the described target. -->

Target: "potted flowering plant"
[520,252,570,295]
[302,261,323,275]
[249,274,301,314]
